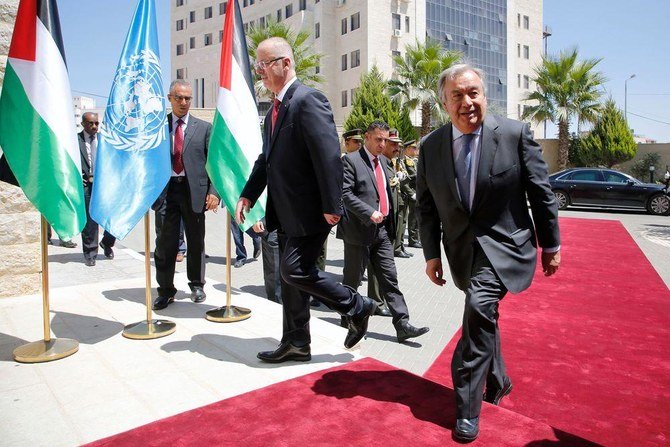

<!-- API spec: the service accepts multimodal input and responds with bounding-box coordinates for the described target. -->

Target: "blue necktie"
[455,133,473,210]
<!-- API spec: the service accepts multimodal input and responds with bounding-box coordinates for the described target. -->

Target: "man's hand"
[235,198,251,224]
[204,194,219,211]
[252,221,265,234]
[425,258,446,286]
[542,250,561,276]
[369,210,384,224]
[324,213,341,225]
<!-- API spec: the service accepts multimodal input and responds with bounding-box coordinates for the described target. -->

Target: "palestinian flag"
[206,0,265,229]
[0,0,85,240]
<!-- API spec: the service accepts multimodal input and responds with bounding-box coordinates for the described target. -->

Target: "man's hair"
[260,37,295,66]
[81,111,98,122]
[438,64,486,104]
[169,79,192,94]
[366,121,390,133]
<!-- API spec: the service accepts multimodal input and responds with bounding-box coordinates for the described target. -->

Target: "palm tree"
[246,19,323,99]
[387,40,462,137]
[522,48,606,170]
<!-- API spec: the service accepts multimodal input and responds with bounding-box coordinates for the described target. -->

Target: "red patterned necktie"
[173,118,184,174]
[373,156,389,216]
[271,98,280,133]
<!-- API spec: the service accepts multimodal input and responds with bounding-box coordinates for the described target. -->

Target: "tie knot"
[273,98,281,108]
[177,118,184,127]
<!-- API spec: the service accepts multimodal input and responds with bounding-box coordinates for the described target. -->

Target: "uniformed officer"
[342,129,363,154]
[403,139,421,248]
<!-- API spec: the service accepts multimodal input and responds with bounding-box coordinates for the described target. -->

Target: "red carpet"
[424,218,670,447]
[86,357,598,447]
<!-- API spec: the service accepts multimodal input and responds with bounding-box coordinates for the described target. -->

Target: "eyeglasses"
[253,56,285,71]
[172,95,192,103]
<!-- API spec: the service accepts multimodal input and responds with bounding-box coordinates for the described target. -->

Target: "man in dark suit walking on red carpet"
[236,37,376,363]
[416,64,561,442]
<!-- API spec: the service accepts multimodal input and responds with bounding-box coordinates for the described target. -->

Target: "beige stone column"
[0,0,42,298]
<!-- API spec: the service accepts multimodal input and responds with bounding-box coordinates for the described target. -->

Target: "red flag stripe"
[8,0,37,62]
[219,0,235,90]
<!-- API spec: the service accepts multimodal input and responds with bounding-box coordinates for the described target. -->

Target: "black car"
[548,168,670,215]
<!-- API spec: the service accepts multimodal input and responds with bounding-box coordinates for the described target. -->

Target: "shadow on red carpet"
[424,218,670,447]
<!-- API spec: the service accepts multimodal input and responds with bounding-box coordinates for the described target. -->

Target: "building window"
[392,13,401,30]
[189,11,195,22]
[391,50,401,68]
[285,4,293,18]
[351,12,360,31]
[189,36,195,49]
[259,16,265,28]
[341,18,347,35]
[277,9,281,21]
[341,90,348,107]
[523,15,529,29]
[315,65,320,74]
[176,19,184,31]
[315,22,320,38]
[523,75,530,89]
[523,45,530,59]
[176,0,184,6]
[204,6,212,19]
[243,0,248,6]
[351,88,358,102]
[517,13,521,27]
[219,30,224,42]
[517,74,521,88]
[517,44,521,57]
[204,33,213,46]
[351,49,360,68]
[517,104,521,118]
[405,16,410,33]
[341,54,347,71]
[250,0,255,5]
[219,2,227,15]
[299,0,307,11]
[176,68,185,79]
[176,44,184,56]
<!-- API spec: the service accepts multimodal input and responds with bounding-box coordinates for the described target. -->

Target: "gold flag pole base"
[122,320,177,340]
[13,338,79,363]
[205,305,251,323]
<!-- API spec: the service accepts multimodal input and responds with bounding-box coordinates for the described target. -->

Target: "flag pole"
[13,216,79,363]
[206,211,251,322]
[122,212,176,339]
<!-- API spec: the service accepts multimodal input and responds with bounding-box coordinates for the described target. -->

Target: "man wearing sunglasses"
[79,112,115,266]
[236,37,377,363]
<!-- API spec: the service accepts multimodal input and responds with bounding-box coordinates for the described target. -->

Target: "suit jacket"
[416,115,560,294]
[241,80,343,237]
[78,131,93,186]
[160,113,218,213]
[337,148,395,246]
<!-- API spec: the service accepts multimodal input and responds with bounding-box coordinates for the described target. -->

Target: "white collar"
[172,113,189,126]
[452,124,482,141]
[276,76,297,102]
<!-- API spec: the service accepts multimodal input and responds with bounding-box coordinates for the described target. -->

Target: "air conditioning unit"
[393,29,402,38]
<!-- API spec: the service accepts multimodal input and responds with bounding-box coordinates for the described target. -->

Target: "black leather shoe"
[340,316,349,328]
[253,245,261,259]
[100,241,114,259]
[402,249,414,257]
[484,377,513,405]
[394,251,410,258]
[234,259,245,268]
[408,242,422,248]
[396,321,430,343]
[152,295,174,310]
[344,297,377,349]
[374,304,392,317]
[257,342,311,363]
[454,417,479,442]
[191,287,206,303]
[61,240,77,248]
[85,258,96,267]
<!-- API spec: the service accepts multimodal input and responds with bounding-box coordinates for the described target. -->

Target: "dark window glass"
[341,18,347,34]
[341,54,347,70]
[285,4,293,18]
[570,171,602,182]
[189,11,195,22]
[351,12,360,31]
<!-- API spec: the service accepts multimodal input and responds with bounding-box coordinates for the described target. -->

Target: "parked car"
[548,167,670,215]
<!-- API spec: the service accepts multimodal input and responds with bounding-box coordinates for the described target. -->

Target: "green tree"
[345,66,403,133]
[630,152,661,183]
[387,39,462,137]
[522,48,606,170]
[395,102,418,143]
[246,19,322,98]
[578,100,636,168]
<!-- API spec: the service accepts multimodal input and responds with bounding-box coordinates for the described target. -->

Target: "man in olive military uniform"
[403,140,421,248]
[388,129,413,258]
[342,129,363,154]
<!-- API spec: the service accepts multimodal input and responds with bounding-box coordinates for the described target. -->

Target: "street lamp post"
[542,26,552,138]
[625,74,636,128]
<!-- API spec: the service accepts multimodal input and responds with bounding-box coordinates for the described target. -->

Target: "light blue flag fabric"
[90,0,170,239]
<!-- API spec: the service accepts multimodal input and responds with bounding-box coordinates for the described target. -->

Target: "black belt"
[170,176,186,183]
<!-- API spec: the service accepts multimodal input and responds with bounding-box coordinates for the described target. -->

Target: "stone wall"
[0,0,41,298]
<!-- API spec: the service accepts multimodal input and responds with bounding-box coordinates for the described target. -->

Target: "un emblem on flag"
[100,49,167,152]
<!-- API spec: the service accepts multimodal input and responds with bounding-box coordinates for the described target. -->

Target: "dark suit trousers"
[342,225,409,326]
[261,229,282,303]
[278,230,364,346]
[82,185,115,260]
[154,199,186,257]
[155,179,206,297]
[452,244,508,419]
